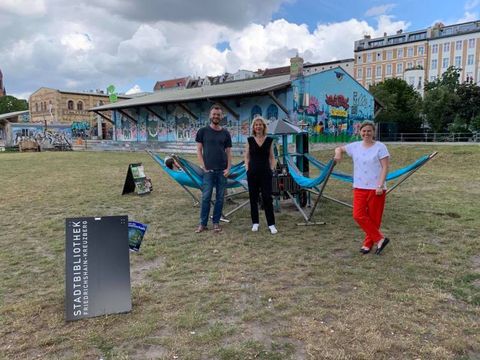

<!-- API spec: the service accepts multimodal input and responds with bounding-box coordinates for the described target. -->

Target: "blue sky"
[0,0,478,98]
[274,0,478,31]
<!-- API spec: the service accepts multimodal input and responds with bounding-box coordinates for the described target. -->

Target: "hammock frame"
[311,151,439,208]
[283,155,337,225]
[147,151,250,221]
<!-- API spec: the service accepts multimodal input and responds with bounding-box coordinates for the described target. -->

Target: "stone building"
[29,87,130,139]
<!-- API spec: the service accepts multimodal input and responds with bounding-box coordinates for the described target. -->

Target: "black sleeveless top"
[247,136,273,173]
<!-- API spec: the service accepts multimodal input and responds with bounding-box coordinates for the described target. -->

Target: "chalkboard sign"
[122,163,152,195]
[65,216,131,321]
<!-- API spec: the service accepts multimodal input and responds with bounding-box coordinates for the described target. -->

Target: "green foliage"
[424,66,461,92]
[370,78,423,132]
[423,66,480,133]
[423,86,459,132]
[0,95,28,115]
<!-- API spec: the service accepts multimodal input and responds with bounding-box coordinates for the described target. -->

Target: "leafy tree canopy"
[370,78,423,133]
[0,95,28,115]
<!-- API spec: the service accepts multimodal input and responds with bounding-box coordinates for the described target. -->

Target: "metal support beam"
[216,99,239,119]
[268,91,290,118]
[118,109,137,123]
[93,111,114,124]
[146,106,166,121]
[179,103,198,120]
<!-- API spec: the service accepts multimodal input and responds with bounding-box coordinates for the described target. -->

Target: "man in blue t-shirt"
[195,104,232,233]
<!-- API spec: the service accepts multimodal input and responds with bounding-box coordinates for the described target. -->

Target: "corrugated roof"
[90,74,291,111]
[0,110,29,120]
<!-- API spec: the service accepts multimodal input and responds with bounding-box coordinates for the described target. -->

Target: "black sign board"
[65,216,131,321]
[122,163,152,195]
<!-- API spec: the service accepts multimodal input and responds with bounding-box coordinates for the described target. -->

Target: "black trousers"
[247,169,275,226]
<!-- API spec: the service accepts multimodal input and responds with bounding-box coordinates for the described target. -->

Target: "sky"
[1,0,479,99]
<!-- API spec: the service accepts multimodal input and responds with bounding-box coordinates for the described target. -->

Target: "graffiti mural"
[9,124,72,148]
[292,67,374,143]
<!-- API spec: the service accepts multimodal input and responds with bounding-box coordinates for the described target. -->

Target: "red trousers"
[352,188,386,249]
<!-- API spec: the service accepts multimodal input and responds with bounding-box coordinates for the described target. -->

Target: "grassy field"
[0,145,479,360]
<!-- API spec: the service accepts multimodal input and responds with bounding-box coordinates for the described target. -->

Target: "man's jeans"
[200,170,226,226]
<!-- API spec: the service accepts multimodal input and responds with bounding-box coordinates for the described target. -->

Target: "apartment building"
[354,20,480,96]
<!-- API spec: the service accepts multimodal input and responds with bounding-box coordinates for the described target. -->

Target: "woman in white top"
[334,120,390,255]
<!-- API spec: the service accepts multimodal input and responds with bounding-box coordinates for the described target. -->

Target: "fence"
[378,132,479,142]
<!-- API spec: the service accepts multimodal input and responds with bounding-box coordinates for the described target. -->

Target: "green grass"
[0,145,479,359]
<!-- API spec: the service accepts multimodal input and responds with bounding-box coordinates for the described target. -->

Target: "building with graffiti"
[91,57,377,145]
[0,109,73,149]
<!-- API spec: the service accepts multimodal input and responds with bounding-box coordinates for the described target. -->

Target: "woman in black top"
[244,116,278,234]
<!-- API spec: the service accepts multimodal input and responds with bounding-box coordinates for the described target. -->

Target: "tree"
[0,95,28,115]
[455,82,480,130]
[423,86,459,132]
[370,78,423,133]
[424,66,461,92]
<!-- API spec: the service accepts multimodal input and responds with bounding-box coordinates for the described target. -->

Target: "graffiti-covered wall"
[114,92,289,144]
[7,123,72,147]
[290,67,375,143]
[112,68,375,144]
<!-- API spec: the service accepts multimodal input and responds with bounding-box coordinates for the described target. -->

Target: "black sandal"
[360,247,371,254]
[375,237,390,255]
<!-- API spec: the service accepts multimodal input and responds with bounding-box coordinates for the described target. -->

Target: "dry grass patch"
[0,146,479,359]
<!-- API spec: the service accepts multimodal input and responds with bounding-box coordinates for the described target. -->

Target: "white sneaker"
[269,225,278,234]
[251,223,259,232]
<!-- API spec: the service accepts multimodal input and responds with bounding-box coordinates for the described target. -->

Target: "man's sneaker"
[252,224,259,232]
[269,225,278,234]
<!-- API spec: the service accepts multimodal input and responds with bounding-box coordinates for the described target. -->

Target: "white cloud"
[365,4,396,17]
[0,0,46,16]
[60,33,94,52]
[456,11,479,23]
[0,0,413,97]
[125,84,143,94]
[465,0,480,10]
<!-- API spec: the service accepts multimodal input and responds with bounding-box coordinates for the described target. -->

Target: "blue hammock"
[285,155,335,188]
[304,153,432,183]
[149,152,246,189]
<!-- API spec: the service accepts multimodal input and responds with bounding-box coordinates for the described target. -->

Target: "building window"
[456,40,462,51]
[432,44,438,54]
[408,76,415,86]
[455,56,461,68]
[366,67,372,78]
[357,68,363,78]
[67,100,74,110]
[367,53,372,63]
[466,72,473,82]
[377,52,382,60]
[397,63,403,73]
[357,55,363,64]
[407,47,414,57]
[443,43,450,52]
[387,50,393,60]
[407,62,413,70]
[469,38,475,49]
[442,58,449,68]
[398,48,404,58]
[376,65,382,77]
[266,104,279,120]
[418,46,425,55]
[430,75,437,82]
[431,59,438,69]
[468,54,474,65]
[35,103,39,112]
[77,101,83,110]
[386,64,392,75]
[417,59,424,68]
[417,76,422,90]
